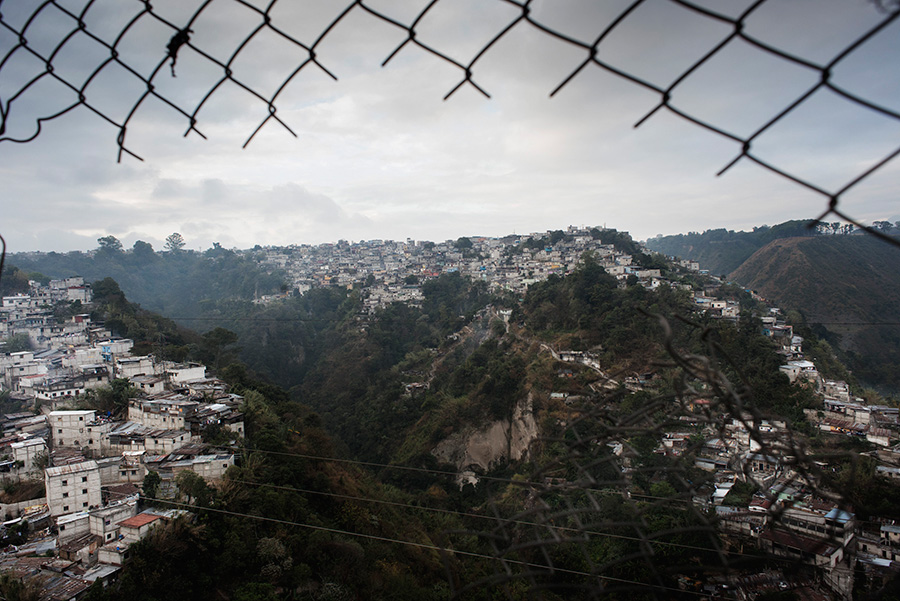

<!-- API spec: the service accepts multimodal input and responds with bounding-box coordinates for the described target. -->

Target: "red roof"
[118,513,162,529]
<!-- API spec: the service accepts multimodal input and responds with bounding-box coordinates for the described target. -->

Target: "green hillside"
[8,244,285,320]
[26,241,898,599]
[730,235,900,391]
[645,220,817,275]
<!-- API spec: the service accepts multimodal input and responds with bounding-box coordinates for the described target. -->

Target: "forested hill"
[7,244,284,319]
[644,220,816,275]
[730,235,900,390]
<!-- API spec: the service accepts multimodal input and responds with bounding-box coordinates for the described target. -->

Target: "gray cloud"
[1,0,898,251]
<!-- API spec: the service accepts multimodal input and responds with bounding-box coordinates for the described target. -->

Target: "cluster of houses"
[254,226,690,312]
[3,232,899,598]
[643,296,899,597]
[0,284,243,595]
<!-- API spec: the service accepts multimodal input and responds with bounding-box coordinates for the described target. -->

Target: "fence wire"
[0,0,899,245]
[440,313,871,599]
[0,1,897,596]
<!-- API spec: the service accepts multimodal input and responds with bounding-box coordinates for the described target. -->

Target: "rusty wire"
[0,0,898,245]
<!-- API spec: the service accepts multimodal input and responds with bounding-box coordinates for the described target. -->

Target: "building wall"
[144,432,189,454]
[128,405,186,430]
[57,512,90,543]
[11,438,47,473]
[49,410,97,448]
[45,461,102,517]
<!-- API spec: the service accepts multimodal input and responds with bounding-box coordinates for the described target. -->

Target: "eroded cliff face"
[431,393,538,474]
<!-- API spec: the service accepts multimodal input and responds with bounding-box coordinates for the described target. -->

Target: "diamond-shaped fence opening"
[2,0,897,240]
[1,3,900,594]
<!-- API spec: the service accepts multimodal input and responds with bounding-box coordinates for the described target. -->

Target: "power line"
[226,477,807,565]
[134,494,717,599]
[222,444,696,506]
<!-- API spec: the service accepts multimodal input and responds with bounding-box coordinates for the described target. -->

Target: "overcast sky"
[1,0,898,253]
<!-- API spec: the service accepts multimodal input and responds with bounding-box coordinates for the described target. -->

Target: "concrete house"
[45,460,102,517]
[50,410,97,449]
[10,437,47,476]
[90,500,137,545]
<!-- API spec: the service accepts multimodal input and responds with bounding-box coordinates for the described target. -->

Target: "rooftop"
[118,512,162,529]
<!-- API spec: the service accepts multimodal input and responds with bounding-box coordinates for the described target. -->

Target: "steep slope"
[645,220,816,275]
[730,235,900,390]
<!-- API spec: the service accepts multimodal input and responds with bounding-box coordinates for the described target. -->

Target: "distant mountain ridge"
[645,220,817,275]
[728,235,900,390]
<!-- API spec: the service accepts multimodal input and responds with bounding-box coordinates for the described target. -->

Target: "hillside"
[8,245,285,320]
[8,241,893,599]
[645,220,817,275]
[730,235,900,390]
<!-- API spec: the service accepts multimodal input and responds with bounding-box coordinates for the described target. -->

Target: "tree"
[1,333,33,353]
[81,378,139,416]
[0,573,41,601]
[454,236,473,249]
[143,470,161,499]
[202,327,239,370]
[175,470,212,506]
[96,235,123,254]
[165,232,186,253]
[132,240,156,261]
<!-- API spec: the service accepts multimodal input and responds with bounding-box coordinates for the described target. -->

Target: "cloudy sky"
[1,0,898,252]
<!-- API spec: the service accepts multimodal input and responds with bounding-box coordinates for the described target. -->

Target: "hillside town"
[0,279,242,597]
[253,226,676,310]
[0,227,898,599]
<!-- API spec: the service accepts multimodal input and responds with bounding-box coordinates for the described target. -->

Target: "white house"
[50,410,97,448]
[45,460,102,517]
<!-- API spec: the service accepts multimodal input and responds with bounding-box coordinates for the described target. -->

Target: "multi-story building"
[50,410,97,449]
[45,460,102,517]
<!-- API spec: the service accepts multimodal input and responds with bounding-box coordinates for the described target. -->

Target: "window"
[82,502,88,508]
[61,480,68,486]
[120,471,126,476]
[63,505,69,512]
[81,476,87,482]
[57,429,62,434]
[62,492,69,498]
[79,416,84,421]
[59,524,66,531]
[82,489,87,494]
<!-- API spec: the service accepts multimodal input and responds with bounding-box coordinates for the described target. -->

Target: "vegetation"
[730,235,900,392]
[645,220,817,275]
[7,239,285,323]
[5,228,886,599]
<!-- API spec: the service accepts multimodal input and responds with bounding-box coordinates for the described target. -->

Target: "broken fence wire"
[0,0,899,245]
[445,313,869,599]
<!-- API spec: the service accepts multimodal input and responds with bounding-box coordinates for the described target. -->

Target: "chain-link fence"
[1,0,899,244]
[1,1,899,597]
[441,313,872,599]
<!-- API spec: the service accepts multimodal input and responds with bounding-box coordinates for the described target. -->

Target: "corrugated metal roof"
[45,460,98,477]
